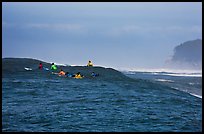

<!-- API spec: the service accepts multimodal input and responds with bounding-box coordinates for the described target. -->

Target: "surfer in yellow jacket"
[74,72,84,79]
[87,60,93,66]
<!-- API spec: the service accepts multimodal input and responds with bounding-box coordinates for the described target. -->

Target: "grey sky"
[2,2,202,70]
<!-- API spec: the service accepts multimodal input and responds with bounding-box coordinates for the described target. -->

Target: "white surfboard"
[24,67,32,71]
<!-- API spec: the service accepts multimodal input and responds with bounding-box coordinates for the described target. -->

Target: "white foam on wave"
[120,68,202,77]
[189,82,195,85]
[189,93,202,99]
[54,63,67,66]
[155,79,174,83]
[70,64,85,66]
[151,72,159,75]
[159,73,202,77]
[171,87,202,99]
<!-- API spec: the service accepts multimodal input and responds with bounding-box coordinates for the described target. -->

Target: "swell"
[3,58,202,100]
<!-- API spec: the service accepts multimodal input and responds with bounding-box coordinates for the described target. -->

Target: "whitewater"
[122,69,202,99]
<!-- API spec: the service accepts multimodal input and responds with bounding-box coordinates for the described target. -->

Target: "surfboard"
[43,67,49,71]
[24,67,32,71]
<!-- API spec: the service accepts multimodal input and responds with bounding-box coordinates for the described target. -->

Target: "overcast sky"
[2,2,202,70]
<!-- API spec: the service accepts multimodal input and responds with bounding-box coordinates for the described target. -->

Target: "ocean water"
[2,68,202,132]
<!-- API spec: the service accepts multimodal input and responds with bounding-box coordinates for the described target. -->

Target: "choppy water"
[2,68,202,132]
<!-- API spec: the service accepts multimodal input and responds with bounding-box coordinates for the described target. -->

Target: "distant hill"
[166,39,202,70]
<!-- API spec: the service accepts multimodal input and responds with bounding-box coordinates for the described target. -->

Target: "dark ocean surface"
[2,58,202,132]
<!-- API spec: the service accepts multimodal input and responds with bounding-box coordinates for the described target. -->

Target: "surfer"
[91,72,99,77]
[39,63,43,70]
[58,69,66,76]
[74,72,84,79]
[51,63,57,71]
[87,60,93,67]
[65,72,75,78]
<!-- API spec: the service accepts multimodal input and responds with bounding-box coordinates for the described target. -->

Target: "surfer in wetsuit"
[39,63,43,70]
[87,60,93,66]
[58,69,66,76]
[65,72,75,77]
[51,63,57,71]
[74,72,84,79]
[91,72,99,77]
